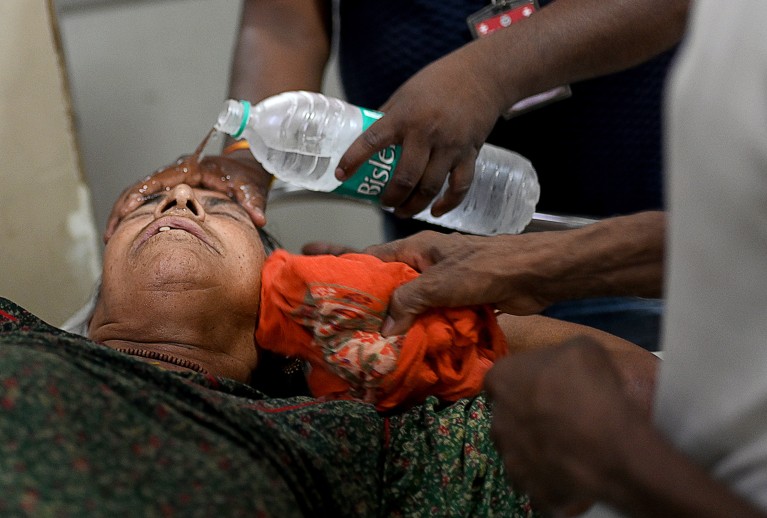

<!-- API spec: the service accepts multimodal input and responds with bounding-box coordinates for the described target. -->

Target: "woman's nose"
[153,184,206,221]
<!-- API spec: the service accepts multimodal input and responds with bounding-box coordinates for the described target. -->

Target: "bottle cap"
[216,99,251,139]
[232,100,250,139]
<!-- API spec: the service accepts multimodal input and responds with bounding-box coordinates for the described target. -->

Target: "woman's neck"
[100,339,255,381]
[89,295,259,383]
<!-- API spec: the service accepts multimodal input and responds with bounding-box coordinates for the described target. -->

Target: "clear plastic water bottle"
[215,90,540,235]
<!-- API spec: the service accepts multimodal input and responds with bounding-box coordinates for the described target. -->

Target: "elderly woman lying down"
[0,159,657,516]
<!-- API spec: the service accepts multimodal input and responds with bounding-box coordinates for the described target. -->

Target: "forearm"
[486,326,764,517]
[526,211,666,304]
[465,0,690,109]
[225,0,331,159]
[609,424,766,517]
[497,314,658,415]
[228,0,331,103]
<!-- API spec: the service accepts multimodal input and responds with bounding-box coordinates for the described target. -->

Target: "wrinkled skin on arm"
[365,212,665,336]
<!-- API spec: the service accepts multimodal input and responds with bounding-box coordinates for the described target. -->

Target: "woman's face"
[99,183,266,319]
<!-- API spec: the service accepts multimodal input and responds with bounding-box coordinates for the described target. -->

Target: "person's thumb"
[381,279,432,337]
[335,118,394,182]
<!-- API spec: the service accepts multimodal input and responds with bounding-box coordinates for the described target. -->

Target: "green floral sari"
[0,298,535,517]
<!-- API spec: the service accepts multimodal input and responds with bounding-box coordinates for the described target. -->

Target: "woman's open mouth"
[134,215,220,253]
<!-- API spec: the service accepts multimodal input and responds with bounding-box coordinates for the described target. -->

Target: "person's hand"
[368,213,667,336]
[484,336,652,514]
[104,152,272,242]
[335,44,507,218]
[365,231,559,336]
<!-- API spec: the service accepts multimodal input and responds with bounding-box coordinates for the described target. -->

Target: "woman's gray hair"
[60,227,280,338]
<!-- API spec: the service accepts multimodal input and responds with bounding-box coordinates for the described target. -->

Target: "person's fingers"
[379,134,429,209]
[381,274,450,336]
[104,188,129,242]
[236,187,268,228]
[335,118,397,182]
[199,155,271,228]
[362,241,399,262]
[104,190,142,243]
[210,175,269,228]
[301,241,360,256]
[430,152,476,217]
[168,156,203,186]
[363,231,445,272]
[381,311,416,338]
[104,171,184,243]
[104,219,117,243]
[393,152,453,218]
[378,98,394,113]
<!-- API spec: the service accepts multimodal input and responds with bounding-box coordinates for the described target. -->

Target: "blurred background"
[1,0,383,325]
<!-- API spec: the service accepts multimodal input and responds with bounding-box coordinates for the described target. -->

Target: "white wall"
[0,0,100,325]
[56,0,383,254]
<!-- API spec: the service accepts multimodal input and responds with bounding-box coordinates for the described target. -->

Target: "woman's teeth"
[159,226,171,232]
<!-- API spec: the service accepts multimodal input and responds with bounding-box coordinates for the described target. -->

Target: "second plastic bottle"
[215,90,540,235]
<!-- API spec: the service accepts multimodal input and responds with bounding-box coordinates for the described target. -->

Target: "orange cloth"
[256,250,508,411]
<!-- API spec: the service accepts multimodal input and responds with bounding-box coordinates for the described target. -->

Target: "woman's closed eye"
[203,197,252,224]
[120,193,163,222]
[116,190,252,226]
[208,209,247,221]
